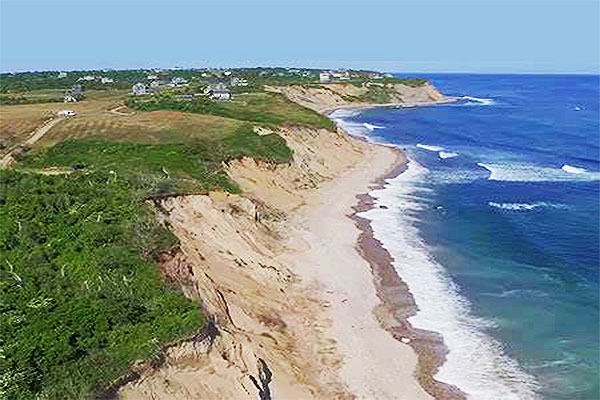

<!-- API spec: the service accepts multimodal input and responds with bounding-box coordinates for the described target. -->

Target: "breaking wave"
[488,202,568,211]
[363,122,385,131]
[477,162,600,182]
[561,164,586,174]
[439,151,459,159]
[360,160,540,399]
[461,96,496,106]
[417,143,445,152]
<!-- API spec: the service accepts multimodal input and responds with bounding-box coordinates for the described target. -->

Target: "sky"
[0,0,598,74]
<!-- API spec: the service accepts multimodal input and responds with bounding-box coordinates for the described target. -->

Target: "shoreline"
[326,98,467,399]
[350,155,466,400]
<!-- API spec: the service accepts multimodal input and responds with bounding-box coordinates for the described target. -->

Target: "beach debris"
[401,337,411,344]
[249,358,272,400]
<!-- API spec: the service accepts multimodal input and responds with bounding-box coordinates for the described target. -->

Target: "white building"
[132,83,148,95]
[204,83,231,100]
[147,75,159,80]
[230,77,248,87]
[77,75,96,82]
[100,77,114,84]
[170,77,188,87]
[319,72,331,83]
[57,72,67,79]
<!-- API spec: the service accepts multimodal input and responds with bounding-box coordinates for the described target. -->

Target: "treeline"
[0,95,63,105]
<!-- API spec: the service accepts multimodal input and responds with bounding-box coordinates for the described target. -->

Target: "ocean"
[331,74,599,400]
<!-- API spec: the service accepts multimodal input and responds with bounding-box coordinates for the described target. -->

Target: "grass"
[0,169,202,399]
[127,92,336,131]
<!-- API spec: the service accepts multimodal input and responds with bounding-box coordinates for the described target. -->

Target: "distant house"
[57,72,67,79]
[77,75,96,82]
[204,83,231,100]
[100,77,114,84]
[64,84,84,102]
[230,77,249,87]
[319,72,331,83]
[132,83,148,95]
[147,74,159,80]
[170,77,188,87]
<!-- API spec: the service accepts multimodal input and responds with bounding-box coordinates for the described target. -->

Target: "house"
[230,77,249,87]
[170,77,188,87]
[64,84,84,102]
[204,83,231,100]
[147,74,159,80]
[57,72,67,79]
[319,72,331,83]
[100,77,114,84]
[132,83,148,95]
[77,75,96,82]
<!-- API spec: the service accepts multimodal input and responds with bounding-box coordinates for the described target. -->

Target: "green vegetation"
[359,85,397,104]
[127,92,335,130]
[0,95,63,105]
[0,124,292,399]
[0,169,201,399]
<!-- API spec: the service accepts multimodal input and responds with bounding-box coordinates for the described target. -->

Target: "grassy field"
[127,92,336,130]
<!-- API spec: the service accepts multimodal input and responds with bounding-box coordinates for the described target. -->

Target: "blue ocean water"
[332,74,599,399]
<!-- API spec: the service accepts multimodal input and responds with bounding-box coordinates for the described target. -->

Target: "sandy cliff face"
[119,126,378,400]
[119,83,452,400]
[267,82,448,113]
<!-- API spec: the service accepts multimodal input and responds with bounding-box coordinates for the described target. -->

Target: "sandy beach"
[277,143,432,399]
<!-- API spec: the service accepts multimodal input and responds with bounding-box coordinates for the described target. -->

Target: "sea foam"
[561,164,586,174]
[363,122,385,131]
[439,151,459,159]
[417,143,445,152]
[360,160,540,400]
[488,201,568,211]
[477,162,600,182]
[461,96,496,106]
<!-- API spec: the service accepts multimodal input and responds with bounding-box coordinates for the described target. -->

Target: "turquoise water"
[333,75,599,399]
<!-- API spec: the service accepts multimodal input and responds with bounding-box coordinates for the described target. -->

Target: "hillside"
[268,81,452,113]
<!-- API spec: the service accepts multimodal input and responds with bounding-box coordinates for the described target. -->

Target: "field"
[127,92,336,130]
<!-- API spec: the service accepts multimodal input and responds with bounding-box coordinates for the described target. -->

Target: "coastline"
[120,93,462,399]
[325,98,467,399]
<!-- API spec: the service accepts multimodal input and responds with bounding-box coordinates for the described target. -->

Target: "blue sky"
[1,0,598,74]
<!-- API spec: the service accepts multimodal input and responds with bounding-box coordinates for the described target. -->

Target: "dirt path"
[108,105,135,116]
[1,116,64,168]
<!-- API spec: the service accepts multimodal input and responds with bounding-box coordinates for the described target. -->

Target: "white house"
[319,72,331,83]
[132,83,148,95]
[100,77,114,84]
[77,75,96,82]
[230,77,248,87]
[171,77,188,87]
[204,83,231,100]
[147,74,159,80]
[57,72,67,79]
